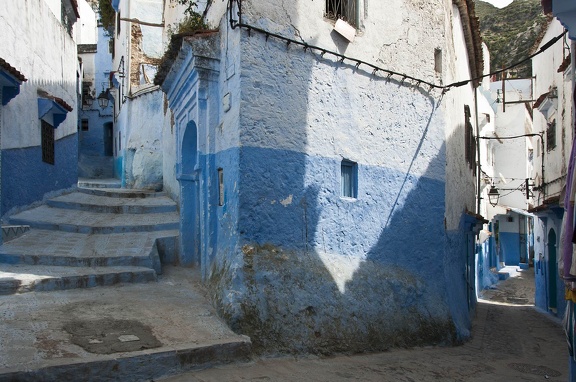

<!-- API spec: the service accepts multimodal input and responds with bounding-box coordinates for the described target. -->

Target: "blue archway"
[548,228,557,311]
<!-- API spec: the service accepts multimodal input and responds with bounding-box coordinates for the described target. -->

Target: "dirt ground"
[160,267,569,382]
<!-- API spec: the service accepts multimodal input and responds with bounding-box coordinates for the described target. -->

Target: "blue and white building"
[77,0,115,179]
[108,0,165,190]
[530,16,574,319]
[0,0,78,218]
[156,0,487,353]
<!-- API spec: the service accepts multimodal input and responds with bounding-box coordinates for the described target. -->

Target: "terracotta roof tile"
[533,92,549,109]
[54,97,73,112]
[0,58,27,82]
[558,55,571,73]
[70,0,80,18]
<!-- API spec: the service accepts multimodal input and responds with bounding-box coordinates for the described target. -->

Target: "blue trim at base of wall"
[2,133,78,215]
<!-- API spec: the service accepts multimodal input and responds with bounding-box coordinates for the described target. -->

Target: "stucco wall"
[0,0,78,215]
[2,134,78,215]
[532,18,574,202]
[112,0,165,188]
[440,2,482,339]
[199,0,476,354]
[0,0,78,149]
[533,211,566,317]
[123,89,164,190]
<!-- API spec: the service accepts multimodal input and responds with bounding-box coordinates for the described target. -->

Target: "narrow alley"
[160,267,567,382]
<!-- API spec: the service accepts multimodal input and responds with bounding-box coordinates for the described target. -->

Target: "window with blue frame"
[341,160,357,198]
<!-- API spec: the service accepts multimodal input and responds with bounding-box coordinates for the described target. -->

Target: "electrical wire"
[227,0,567,94]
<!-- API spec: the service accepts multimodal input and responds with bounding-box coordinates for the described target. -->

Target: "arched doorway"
[179,121,200,265]
[547,228,557,312]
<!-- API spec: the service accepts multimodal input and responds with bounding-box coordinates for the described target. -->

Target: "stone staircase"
[0,185,179,294]
[0,182,252,381]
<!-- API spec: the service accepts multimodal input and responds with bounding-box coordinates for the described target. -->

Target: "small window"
[434,48,442,74]
[41,120,55,165]
[547,120,556,151]
[341,160,357,198]
[81,119,89,131]
[325,0,358,27]
[218,168,224,206]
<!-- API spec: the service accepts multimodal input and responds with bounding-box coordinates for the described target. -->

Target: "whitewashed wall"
[0,0,77,149]
[532,18,574,202]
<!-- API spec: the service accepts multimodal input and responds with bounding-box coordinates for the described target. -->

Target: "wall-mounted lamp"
[488,185,500,207]
[97,88,110,109]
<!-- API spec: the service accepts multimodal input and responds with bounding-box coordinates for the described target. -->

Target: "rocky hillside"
[476,0,550,78]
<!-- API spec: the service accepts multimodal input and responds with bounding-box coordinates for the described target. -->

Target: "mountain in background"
[475,0,550,78]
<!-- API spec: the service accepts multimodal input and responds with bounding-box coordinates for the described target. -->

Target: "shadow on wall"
[208,3,473,355]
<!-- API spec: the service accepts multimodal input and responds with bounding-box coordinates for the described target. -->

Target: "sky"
[480,0,514,8]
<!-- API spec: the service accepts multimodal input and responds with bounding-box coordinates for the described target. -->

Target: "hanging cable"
[227,0,567,94]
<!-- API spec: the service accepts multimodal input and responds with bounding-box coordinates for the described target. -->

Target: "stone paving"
[0,181,252,381]
[0,266,251,381]
[160,266,568,382]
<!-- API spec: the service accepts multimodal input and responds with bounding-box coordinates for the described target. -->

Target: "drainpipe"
[0,88,2,245]
[475,86,481,214]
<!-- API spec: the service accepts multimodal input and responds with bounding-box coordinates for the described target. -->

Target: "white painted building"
[109,0,164,189]
[530,17,575,319]
[0,0,79,218]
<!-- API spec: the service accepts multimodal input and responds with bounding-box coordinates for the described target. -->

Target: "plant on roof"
[98,0,115,36]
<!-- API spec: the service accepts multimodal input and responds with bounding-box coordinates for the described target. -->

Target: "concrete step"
[0,229,178,271]
[2,225,30,242]
[0,264,157,294]
[9,205,179,234]
[78,187,167,199]
[78,178,122,189]
[47,191,177,214]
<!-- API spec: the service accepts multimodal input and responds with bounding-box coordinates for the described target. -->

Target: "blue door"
[178,121,200,265]
[548,229,557,311]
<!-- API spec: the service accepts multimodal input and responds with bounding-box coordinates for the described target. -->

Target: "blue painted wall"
[2,133,78,215]
[162,15,475,354]
[225,144,468,352]
[499,231,521,265]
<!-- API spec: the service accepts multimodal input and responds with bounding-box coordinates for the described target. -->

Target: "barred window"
[547,120,556,151]
[325,0,358,27]
[41,120,55,165]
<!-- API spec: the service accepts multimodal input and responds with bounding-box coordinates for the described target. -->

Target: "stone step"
[0,229,178,272]
[9,205,179,234]
[78,187,167,199]
[0,267,251,381]
[2,225,30,242]
[78,178,122,189]
[0,264,157,294]
[47,191,177,214]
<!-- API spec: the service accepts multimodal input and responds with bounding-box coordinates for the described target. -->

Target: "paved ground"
[161,266,569,382]
[0,266,250,381]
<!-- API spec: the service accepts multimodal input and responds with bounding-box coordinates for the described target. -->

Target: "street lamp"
[488,185,500,207]
[97,89,109,109]
[83,94,94,109]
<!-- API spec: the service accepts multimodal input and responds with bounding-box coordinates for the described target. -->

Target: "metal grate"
[546,120,556,151]
[325,0,358,27]
[41,120,55,165]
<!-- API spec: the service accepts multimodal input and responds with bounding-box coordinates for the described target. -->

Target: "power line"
[227,0,567,94]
